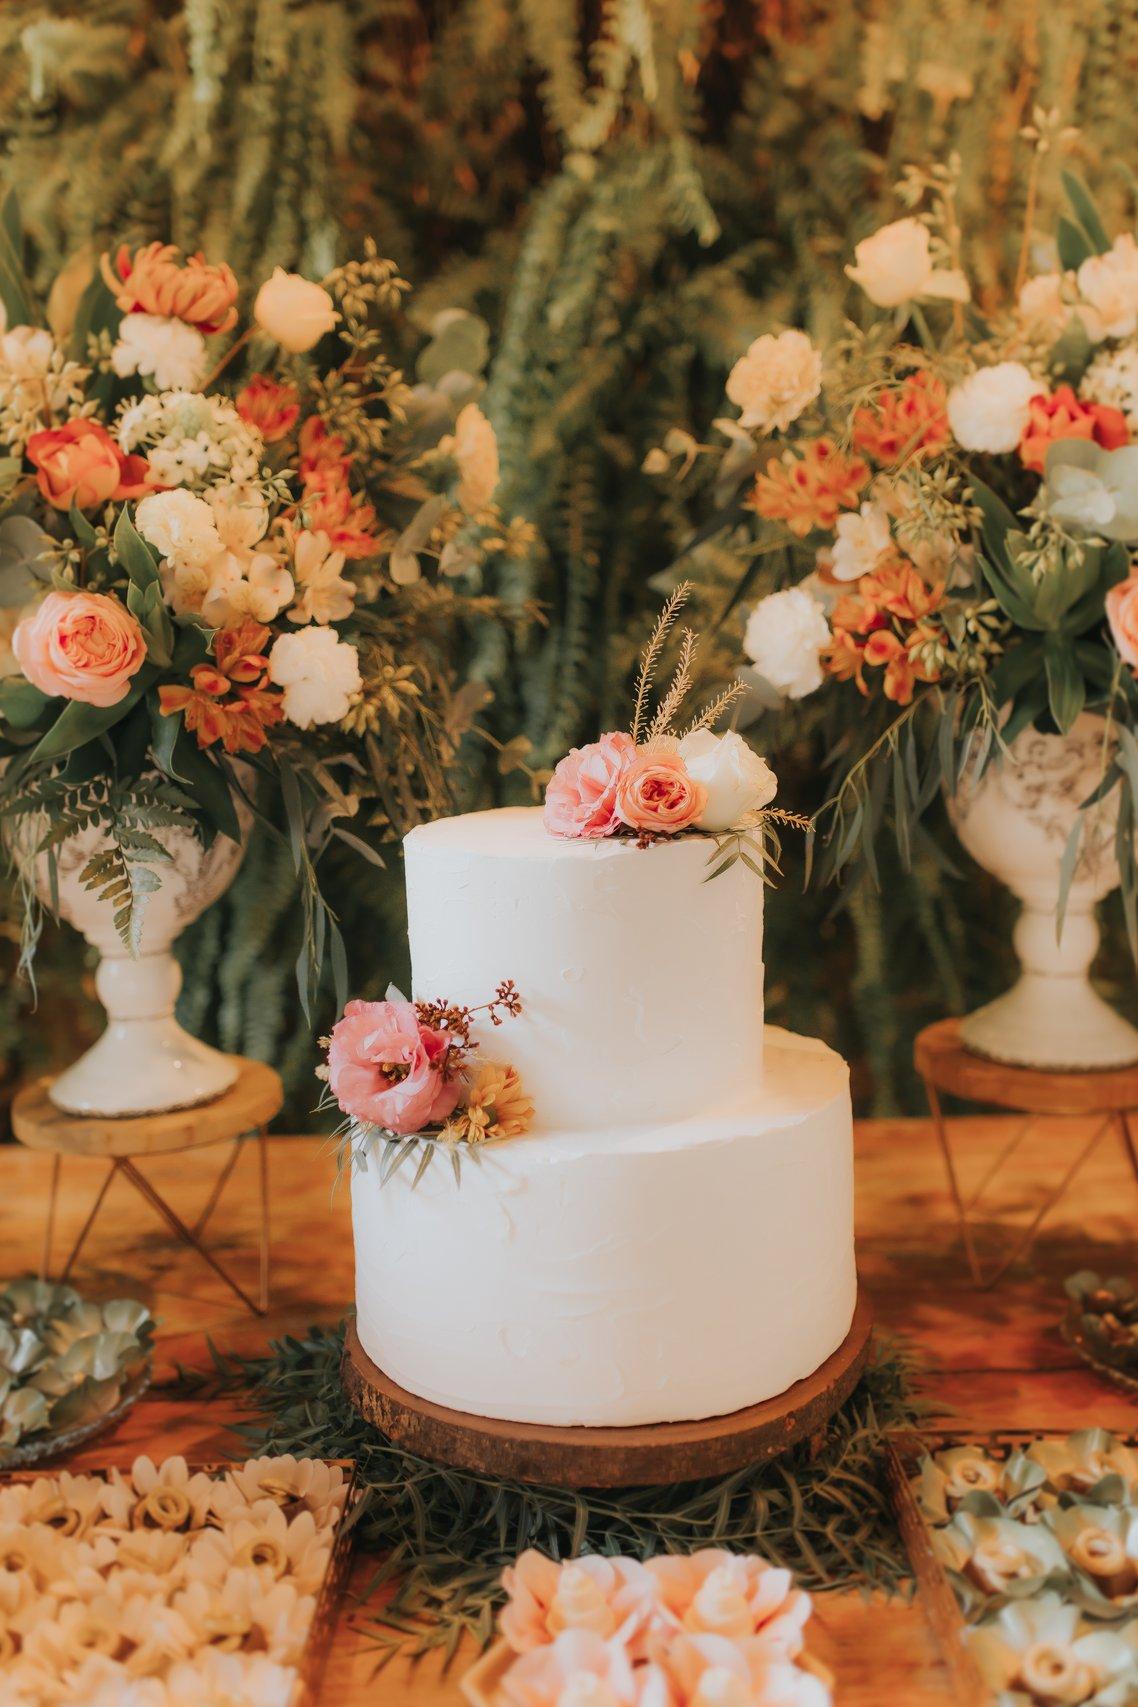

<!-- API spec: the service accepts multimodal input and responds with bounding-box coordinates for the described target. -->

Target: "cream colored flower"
[499,1550,658,1656]
[743,587,830,700]
[442,402,499,514]
[967,1593,1136,1707]
[253,268,339,353]
[136,490,224,572]
[451,1063,534,1144]
[1082,346,1138,433]
[111,313,207,391]
[1077,235,1138,341]
[676,730,777,831]
[846,218,969,309]
[830,500,893,581]
[190,1501,332,1595]
[198,547,295,628]
[725,330,823,433]
[128,1455,217,1530]
[222,1456,347,1528]
[287,529,355,625]
[947,362,1039,454]
[268,626,361,728]
[206,482,271,553]
[1017,272,1071,337]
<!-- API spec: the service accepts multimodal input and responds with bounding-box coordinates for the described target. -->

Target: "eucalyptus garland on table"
[174,1322,917,1665]
[0,192,529,1016]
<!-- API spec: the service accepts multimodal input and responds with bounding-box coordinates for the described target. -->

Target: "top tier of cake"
[403,806,764,1133]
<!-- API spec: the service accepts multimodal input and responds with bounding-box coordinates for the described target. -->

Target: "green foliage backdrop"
[3,0,1137,1122]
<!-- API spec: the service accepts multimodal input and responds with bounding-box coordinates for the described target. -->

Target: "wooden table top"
[3,1108,1137,1705]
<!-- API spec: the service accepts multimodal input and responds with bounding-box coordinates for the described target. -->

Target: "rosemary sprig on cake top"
[544,582,809,879]
[319,980,531,1187]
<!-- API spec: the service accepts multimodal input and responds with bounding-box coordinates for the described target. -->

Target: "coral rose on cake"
[26,418,155,510]
[726,331,822,434]
[253,269,340,353]
[845,217,968,309]
[544,730,636,839]
[676,731,777,832]
[327,998,462,1135]
[616,748,706,835]
[13,589,147,706]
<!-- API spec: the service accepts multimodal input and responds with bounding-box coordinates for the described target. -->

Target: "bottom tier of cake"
[351,1027,856,1427]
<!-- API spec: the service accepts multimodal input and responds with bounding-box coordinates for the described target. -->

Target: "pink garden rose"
[13,589,147,707]
[500,1550,660,1656]
[326,998,462,1135]
[615,749,707,836]
[1107,575,1138,670]
[646,1553,810,1659]
[543,731,636,839]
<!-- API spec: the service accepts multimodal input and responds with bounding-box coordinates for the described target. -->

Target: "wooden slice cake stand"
[341,1288,873,1488]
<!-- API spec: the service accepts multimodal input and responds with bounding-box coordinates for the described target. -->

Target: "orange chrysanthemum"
[159,619,284,754]
[750,439,869,537]
[101,241,239,335]
[852,371,951,466]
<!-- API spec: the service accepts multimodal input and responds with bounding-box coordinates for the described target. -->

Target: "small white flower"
[1,325,55,379]
[268,627,362,727]
[135,489,223,571]
[1077,234,1138,341]
[287,529,355,624]
[946,362,1039,454]
[111,313,207,391]
[1082,344,1138,432]
[1016,272,1070,337]
[743,586,831,700]
[725,330,823,433]
[0,326,88,455]
[253,268,339,353]
[846,218,969,309]
[676,729,778,831]
[441,402,499,514]
[206,481,271,552]
[198,548,295,627]
[117,392,264,490]
[830,501,893,581]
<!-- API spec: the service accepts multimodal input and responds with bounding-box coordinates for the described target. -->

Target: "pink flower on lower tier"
[646,1552,811,1659]
[326,999,462,1135]
[499,1629,650,1707]
[544,731,636,838]
[13,589,147,707]
[663,1633,831,1707]
[501,1549,660,1655]
[615,748,707,836]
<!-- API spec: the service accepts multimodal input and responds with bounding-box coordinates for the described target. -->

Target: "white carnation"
[111,313,207,391]
[830,501,892,581]
[1081,345,1138,432]
[743,586,830,700]
[947,362,1039,454]
[135,490,223,571]
[725,329,822,433]
[1077,235,1138,341]
[268,626,362,728]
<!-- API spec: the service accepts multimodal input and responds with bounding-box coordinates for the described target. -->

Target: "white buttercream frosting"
[404,807,765,1134]
[352,1028,856,1426]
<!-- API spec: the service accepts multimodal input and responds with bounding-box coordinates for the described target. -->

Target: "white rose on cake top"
[677,730,777,832]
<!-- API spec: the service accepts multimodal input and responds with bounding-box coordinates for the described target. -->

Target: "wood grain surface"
[3,1108,1136,1704]
[11,1060,283,1156]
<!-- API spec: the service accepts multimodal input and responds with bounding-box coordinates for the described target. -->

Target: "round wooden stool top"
[341,1289,874,1488]
[915,1018,1138,1116]
[11,1059,284,1158]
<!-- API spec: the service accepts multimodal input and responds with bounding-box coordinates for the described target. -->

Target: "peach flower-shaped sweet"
[646,1554,810,1661]
[26,418,155,511]
[326,998,461,1135]
[101,241,239,334]
[499,1629,644,1707]
[544,731,636,839]
[615,748,707,836]
[500,1550,660,1656]
[1107,575,1138,671]
[13,589,147,707]
[664,1633,831,1707]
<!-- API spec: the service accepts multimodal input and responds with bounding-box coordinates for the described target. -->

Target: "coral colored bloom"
[616,748,707,835]
[298,416,349,476]
[852,371,950,465]
[647,1550,811,1658]
[158,618,284,754]
[26,418,155,510]
[236,374,301,444]
[1107,575,1138,671]
[301,478,380,560]
[1018,385,1129,474]
[750,439,869,537]
[101,241,239,335]
[543,731,636,839]
[820,627,868,691]
[13,589,147,707]
[457,1064,534,1142]
[326,999,462,1135]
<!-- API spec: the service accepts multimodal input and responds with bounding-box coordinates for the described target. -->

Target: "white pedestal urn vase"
[33,799,252,1117]
[947,712,1138,1071]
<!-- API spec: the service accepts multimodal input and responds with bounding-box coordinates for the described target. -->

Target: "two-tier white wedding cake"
[351,804,856,1428]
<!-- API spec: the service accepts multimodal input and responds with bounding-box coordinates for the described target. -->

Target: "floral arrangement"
[542,584,806,880]
[475,1547,832,1707]
[653,134,1138,938]
[321,979,532,1185]
[0,1280,152,1461]
[0,194,527,1008]
[0,1452,349,1705]
[911,1430,1138,1705]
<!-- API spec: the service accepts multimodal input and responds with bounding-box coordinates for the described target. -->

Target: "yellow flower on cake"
[451,1063,534,1143]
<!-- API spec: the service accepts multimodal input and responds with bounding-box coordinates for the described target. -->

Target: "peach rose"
[101,241,239,335]
[647,1552,810,1660]
[26,418,155,511]
[326,998,461,1135]
[236,374,301,444]
[1107,575,1138,670]
[500,1550,659,1656]
[13,589,147,707]
[615,748,707,836]
[543,732,636,839]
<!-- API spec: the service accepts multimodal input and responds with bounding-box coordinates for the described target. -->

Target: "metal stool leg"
[923,1076,984,1284]
[40,1153,61,1281]
[117,1156,264,1317]
[257,1125,271,1311]
[59,1160,119,1283]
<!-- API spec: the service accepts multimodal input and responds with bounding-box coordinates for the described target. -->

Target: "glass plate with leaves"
[0,1278,154,1469]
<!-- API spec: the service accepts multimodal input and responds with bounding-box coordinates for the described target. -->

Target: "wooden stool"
[915,1018,1138,1288]
[11,1059,283,1317]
